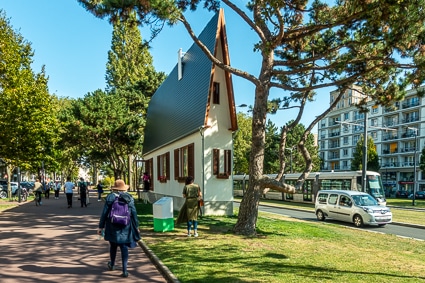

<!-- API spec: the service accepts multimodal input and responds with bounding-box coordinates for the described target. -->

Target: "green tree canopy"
[351,135,380,172]
[0,10,58,169]
[233,112,252,175]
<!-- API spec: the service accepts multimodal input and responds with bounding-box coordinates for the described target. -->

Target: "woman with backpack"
[97,179,141,278]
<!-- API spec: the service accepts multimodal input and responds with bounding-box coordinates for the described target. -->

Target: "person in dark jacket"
[96,181,103,201]
[97,179,141,278]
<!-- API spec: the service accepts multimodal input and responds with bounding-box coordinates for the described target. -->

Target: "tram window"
[320,179,351,190]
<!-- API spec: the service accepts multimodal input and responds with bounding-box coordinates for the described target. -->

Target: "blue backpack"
[109,194,130,226]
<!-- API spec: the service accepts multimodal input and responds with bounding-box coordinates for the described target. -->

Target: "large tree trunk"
[234,57,272,235]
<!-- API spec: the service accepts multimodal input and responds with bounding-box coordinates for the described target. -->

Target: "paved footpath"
[0,191,169,283]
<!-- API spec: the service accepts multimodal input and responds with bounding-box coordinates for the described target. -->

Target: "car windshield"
[352,194,378,206]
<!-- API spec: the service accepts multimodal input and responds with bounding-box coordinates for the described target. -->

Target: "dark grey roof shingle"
[143,12,220,154]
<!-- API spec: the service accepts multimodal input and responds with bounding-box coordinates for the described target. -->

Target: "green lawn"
[136,201,425,283]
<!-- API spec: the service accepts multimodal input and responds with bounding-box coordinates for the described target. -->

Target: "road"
[234,202,425,241]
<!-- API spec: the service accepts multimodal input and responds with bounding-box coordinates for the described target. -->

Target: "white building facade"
[318,87,424,195]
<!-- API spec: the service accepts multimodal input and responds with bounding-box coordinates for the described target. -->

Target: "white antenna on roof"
[178,48,185,81]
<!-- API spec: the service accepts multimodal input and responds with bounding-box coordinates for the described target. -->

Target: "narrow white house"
[142,9,237,216]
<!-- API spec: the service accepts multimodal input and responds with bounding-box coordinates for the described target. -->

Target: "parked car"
[396,190,409,198]
[0,180,24,200]
[315,190,392,227]
[411,191,425,199]
[0,180,19,194]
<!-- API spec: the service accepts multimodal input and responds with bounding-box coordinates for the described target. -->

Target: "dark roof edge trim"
[142,129,202,156]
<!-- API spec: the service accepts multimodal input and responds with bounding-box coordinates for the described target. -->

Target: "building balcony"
[381,162,402,168]
[383,120,398,127]
[401,116,419,123]
[382,149,398,155]
[383,135,398,141]
[328,155,340,160]
[328,144,340,149]
[400,147,416,153]
[402,101,420,109]
[401,132,417,138]
[401,162,415,167]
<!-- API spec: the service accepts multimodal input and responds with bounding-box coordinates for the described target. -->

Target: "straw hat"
[112,179,129,191]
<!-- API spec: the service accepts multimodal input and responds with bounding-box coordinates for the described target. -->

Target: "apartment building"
[318,87,424,194]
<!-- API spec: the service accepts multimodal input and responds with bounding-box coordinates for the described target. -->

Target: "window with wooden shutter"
[212,148,231,179]
[157,152,170,182]
[174,143,195,182]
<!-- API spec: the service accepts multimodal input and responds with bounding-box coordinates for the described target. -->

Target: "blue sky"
[0,0,329,132]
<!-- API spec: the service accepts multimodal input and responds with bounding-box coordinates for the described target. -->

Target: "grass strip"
[136,201,425,283]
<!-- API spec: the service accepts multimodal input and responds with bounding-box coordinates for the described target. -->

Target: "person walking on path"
[97,181,104,201]
[79,177,88,207]
[177,176,202,237]
[97,179,141,278]
[33,178,43,206]
[64,176,75,208]
[43,181,50,199]
[54,181,61,199]
[142,172,150,191]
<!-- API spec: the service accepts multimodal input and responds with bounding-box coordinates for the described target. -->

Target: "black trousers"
[66,193,73,207]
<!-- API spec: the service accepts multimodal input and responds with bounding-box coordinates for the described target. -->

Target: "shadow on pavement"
[0,191,168,283]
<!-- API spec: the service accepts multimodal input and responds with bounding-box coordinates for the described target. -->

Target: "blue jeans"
[109,242,129,272]
[187,220,198,233]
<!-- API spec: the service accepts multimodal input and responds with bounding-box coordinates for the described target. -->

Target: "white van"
[315,190,392,227]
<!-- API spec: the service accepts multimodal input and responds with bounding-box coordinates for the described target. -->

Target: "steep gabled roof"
[143,9,235,154]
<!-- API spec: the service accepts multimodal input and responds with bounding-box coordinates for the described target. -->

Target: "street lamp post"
[362,111,368,192]
[409,127,418,206]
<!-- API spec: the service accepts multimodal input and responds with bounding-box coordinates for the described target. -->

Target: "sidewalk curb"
[138,240,181,283]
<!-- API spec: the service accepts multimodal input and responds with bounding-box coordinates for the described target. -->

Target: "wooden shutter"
[188,143,195,178]
[156,156,160,180]
[174,149,179,180]
[225,149,231,175]
[213,149,219,175]
[166,152,170,180]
